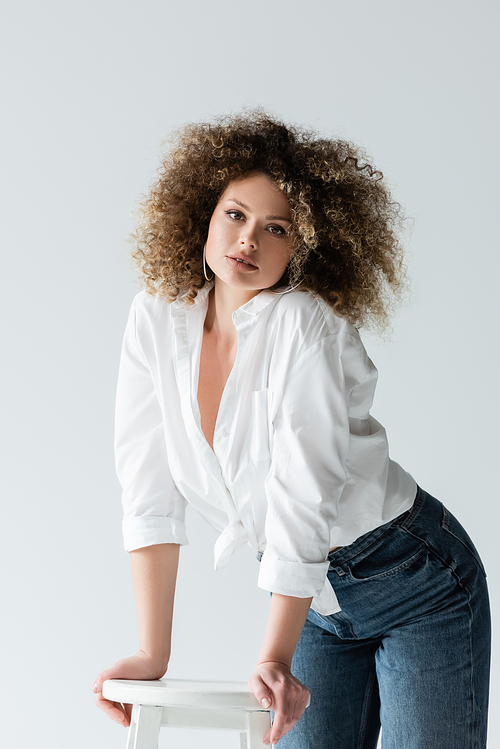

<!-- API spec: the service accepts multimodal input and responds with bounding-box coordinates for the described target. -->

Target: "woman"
[92,112,491,748]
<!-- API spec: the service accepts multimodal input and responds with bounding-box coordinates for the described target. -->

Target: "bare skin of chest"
[197,328,237,451]
[198,326,339,553]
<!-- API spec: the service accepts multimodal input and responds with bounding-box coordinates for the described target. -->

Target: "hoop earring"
[270,280,302,295]
[203,245,214,282]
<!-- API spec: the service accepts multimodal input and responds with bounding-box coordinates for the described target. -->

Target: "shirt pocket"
[250,389,272,462]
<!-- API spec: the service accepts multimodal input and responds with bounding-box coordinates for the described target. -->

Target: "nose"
[239,222,258,249]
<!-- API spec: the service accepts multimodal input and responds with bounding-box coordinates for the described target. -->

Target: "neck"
[204,279,261,340]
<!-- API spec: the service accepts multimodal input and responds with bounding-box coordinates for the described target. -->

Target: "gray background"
[2,1,498,747]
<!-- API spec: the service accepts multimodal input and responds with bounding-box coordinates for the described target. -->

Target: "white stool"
[102,678,274,749]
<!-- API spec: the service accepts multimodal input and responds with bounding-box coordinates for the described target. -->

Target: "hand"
[92,651,168,727]
[248,661,310,745]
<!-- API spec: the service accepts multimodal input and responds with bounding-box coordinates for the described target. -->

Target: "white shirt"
[115,281,417,615]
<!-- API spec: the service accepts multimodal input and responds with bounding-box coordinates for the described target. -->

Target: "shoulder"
[123,290,176,359]
[130,289,173,327]
[270,289,360,350]
[268,292,376,400]
[267,290,374,387]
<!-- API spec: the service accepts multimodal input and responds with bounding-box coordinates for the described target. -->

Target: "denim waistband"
[326,485,425,565]
[255,486,424,566]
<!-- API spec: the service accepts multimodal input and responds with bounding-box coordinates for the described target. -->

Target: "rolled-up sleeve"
[115,295,189,552]
[258,331,364,599]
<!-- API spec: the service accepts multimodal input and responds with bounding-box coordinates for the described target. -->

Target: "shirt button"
[219,429,227,438]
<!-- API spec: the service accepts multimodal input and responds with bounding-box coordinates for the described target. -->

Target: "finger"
[268,685,291,744]
[94,692,127,725]
[271,684,307,744]
[290,688,310,725]
[248,673,273,710]
[270,711,295,745]
[92,666,117,693]
[271,689,309,744]
[122,702,133,728]
[92,659,134,693]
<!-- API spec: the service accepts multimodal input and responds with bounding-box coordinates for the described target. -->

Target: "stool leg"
[126,704,162,749]
[126,704,140,749]
[246,711,272,749]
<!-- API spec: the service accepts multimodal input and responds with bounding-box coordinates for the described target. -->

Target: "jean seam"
[400,518,486,594]
[466,585,476,749]
[441,506,487,578]
[446,555,480,748]
[333,611,356,639]
[402,526,476,745]
[356,663,378,749]
[446,563,475,748]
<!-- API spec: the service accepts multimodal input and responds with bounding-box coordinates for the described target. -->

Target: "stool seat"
[103,678,263,710]
[102,677,278,749]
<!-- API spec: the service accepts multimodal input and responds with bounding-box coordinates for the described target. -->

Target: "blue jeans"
[274,487,491,749]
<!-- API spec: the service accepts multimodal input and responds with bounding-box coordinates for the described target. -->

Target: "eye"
[225,210,243,221]
[268,224,287,236]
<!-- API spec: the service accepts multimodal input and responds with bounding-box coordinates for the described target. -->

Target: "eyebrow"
[226,198,292,223]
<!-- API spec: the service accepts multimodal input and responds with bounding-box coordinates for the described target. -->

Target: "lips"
[228,254,258,268]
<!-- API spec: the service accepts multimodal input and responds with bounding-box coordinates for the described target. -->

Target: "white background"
[1,1,498,747]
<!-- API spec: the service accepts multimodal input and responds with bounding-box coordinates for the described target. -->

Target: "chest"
[197,329,237,450]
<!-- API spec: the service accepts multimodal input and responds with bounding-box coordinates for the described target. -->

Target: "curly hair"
[131,110,408,330]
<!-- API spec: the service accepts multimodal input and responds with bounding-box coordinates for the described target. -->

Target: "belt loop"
[333,566,346,577]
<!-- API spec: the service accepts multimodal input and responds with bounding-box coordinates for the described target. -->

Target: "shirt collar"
[170,282,213,317]
[170,281,281,320]
[236,288,279,317]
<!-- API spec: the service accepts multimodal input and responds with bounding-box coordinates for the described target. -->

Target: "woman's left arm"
[248,593,313,746]
[250,328,374,743]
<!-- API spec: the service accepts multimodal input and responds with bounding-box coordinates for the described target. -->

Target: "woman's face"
[205,172,292,292]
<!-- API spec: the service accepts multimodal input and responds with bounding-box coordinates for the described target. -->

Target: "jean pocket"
[346,531,427,582]
[441,506,487,578]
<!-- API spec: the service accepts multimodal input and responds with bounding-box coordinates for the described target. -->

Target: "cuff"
[122,515,189,552]
[257,554,330,598]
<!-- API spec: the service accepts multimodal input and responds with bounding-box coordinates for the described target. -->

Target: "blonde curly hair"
[132,110,408,330]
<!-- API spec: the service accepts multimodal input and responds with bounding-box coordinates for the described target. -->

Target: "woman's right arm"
[92,542,180,726]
